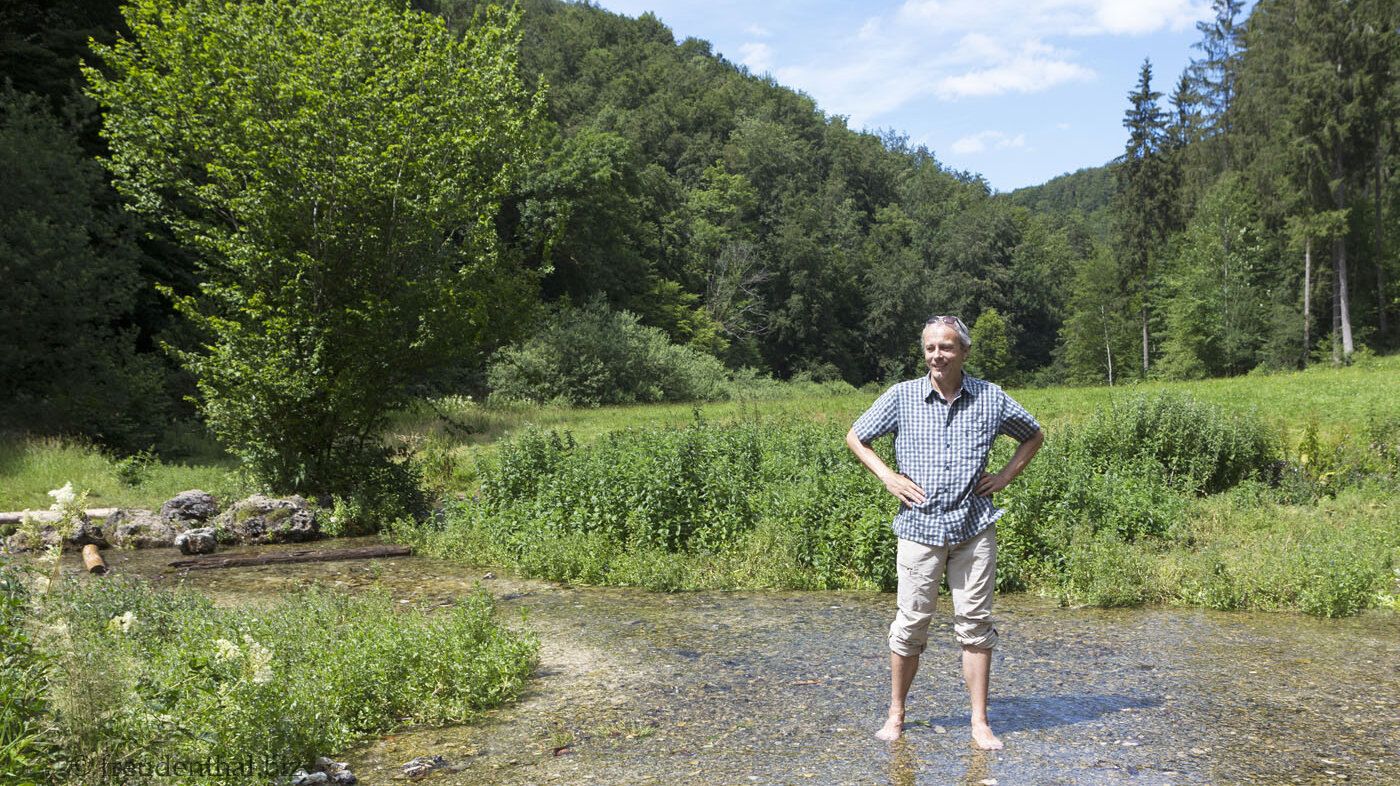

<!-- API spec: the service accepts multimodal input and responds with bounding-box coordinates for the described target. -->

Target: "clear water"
[85,539,1400,784]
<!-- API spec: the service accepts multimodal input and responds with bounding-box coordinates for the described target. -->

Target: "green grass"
[392,356,1400,616]
[0,436,242,514]
[7,563,537,785]
[394,354,1400,500]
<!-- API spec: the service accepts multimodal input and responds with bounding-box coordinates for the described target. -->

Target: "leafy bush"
[1076,391,1279,493]
[400,416,896,591]
[88,0,543,506]
[487,299,730,407]
[38,576,537,784]
[0,560,51,786]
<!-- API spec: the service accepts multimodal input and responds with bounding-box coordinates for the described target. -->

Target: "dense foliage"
[487,298,729,406]
[84,0,542,504]
[1,566,536,785]
[397,388,1398,616]
[1033,0,1399,382]
[3,0,1397,508]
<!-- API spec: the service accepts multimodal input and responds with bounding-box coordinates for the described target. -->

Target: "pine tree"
[1113,59,1170,375]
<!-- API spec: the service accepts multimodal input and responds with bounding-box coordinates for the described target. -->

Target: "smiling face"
[922,323,969,388]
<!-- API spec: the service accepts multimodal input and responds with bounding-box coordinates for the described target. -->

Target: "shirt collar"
[921,372,974,404]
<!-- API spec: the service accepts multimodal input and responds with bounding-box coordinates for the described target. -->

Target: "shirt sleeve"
[997,392,1041,442]
[851,384,900,443]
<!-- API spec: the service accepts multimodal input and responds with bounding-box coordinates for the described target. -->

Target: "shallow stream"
[88,539,1400,785]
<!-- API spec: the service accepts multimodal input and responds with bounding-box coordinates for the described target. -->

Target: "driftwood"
[167,544,412,571]
[0,508,117,526]
[82,544,107,575]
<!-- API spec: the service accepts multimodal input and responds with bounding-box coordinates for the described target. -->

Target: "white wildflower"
[107,611,136,634]
[48,482,76,511]
[242,635,274,684]
[214,638,241,661]
[32,575,50,595]
[38,544,61,565]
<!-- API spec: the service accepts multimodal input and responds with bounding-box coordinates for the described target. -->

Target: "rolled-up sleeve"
[852,385,900,443]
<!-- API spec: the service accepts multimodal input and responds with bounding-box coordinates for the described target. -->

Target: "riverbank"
[93,543,1400,785]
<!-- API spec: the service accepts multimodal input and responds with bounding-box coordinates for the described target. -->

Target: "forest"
[2,0,1397,500]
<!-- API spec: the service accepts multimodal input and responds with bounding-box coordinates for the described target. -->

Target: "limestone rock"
[160,490,219,526]
[107,509,182,549]
[215,495,319,544]
[62,514,107,548]
[174,527,217,555]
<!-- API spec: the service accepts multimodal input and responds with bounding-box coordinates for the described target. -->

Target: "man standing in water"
[845,315,1044,750]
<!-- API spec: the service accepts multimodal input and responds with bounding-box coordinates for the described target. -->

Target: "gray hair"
[923,315,971,349]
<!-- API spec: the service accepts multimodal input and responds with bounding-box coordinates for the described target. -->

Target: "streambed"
[90,539,1399,785]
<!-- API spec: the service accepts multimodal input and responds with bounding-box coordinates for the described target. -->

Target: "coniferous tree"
[1113,59,1171,375]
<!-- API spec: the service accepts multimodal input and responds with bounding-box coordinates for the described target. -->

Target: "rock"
[174,527,217,555]
[215,495,319,544]
[62,514,107,548]
[401,756,449,778]
[160,490,219,526]
[290,770,329,786]
[107,509,182,549]
[329,771,356,784]
[4,527,60,553]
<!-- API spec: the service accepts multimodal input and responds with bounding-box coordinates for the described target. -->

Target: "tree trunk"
[1303,236,1313,367]
[1140,303,1150,375]
[1101,304,1114,386]
[167,544,413,571]
[1377,133,1389,339]
[1336,233,1355,358]
[1332,261,1342,366]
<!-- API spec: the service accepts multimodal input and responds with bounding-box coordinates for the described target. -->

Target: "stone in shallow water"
[401,755,450,777]
[215,494,319,544]
[161,490,219,526]
[174,527,217,555]
[108,509,182,549]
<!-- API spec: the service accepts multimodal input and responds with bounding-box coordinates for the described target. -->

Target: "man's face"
[922,324,968,384]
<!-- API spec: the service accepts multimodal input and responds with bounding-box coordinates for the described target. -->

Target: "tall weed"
[37,576,537,784]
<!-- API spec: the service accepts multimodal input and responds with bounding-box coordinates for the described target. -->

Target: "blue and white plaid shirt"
[851,374,1041,546]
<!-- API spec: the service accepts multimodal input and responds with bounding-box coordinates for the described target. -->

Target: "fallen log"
[168,544,412,571]
[0,508,119,526]
[83,543,107,575]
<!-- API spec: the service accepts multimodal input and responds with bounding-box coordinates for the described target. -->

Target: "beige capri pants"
[889,524,998,655]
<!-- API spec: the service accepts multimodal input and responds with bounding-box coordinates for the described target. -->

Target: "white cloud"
[739,42,773,73]
[950,130,1027,155]
[745,24,770,37]
[767,0,1214,129]
[936,39,1094,98]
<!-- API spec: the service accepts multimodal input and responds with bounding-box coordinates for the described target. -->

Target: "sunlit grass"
[0,436,239,513]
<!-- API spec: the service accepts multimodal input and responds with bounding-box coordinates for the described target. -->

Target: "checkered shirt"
[851,374,1041,547]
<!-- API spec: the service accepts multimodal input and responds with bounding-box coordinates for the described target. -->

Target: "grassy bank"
[0,556,537,785]
[0,436,241,514]
[393,357,1400,617]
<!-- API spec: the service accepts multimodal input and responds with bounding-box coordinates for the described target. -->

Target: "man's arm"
[845,427,926,506]
[973,428,1044,496]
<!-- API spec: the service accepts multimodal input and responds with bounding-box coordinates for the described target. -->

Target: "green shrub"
[404,416,897,591]
[1076,391,1279,493]
[487,299,730,407]
[39,576,537,784]
[1296,543,1381,618]
[0,560,51,786]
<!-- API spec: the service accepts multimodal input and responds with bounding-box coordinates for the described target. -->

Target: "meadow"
[389,356,1400,617]
[3,356,1397,618]
[2,357,1396,783]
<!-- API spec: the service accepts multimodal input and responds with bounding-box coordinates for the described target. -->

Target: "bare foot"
[971,723,1003,750]
[875,715,904,741]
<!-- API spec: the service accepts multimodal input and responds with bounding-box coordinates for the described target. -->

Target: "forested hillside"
[3,0,1397,458]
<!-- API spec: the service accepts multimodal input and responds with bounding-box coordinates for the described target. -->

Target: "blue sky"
[590,0,1248,192]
